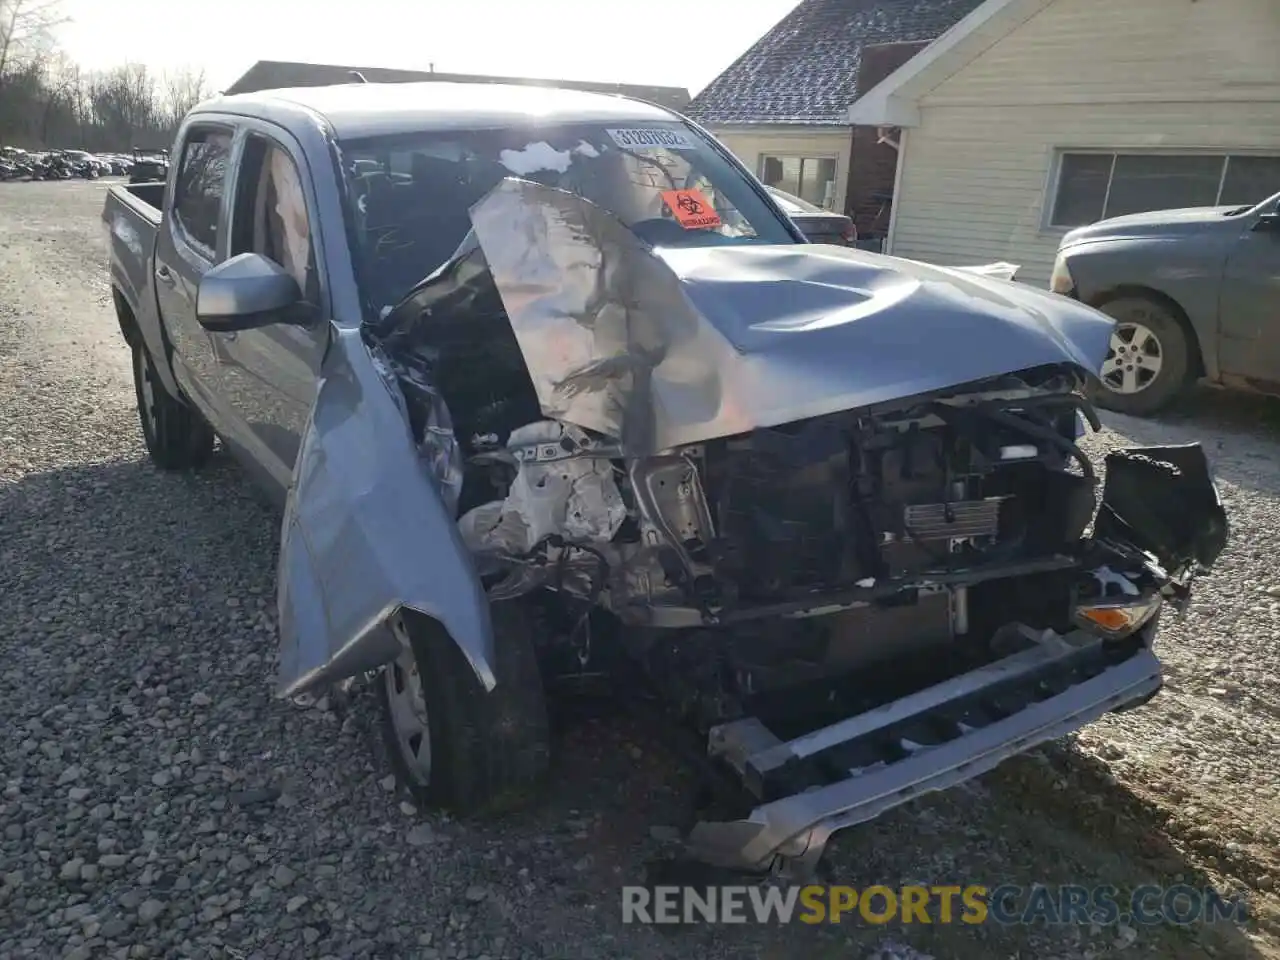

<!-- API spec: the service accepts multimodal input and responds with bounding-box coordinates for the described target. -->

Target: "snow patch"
[496,139,600,176]
[499,142,574,175]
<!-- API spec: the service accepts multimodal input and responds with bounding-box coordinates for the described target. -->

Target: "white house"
[848,0,1280,285]
[684,0,986,247]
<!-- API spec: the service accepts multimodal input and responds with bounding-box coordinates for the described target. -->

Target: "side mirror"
[196,253,304,332]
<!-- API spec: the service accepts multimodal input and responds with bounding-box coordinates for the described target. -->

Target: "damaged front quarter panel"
[275,325,496,698]
[1096,442,1229,581]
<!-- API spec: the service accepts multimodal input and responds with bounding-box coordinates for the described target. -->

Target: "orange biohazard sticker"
[661,189,722,230]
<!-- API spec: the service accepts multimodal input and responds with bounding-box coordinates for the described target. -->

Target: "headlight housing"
[1049,253,1075,296]
[1071,566,1163,641]
[1073,595,1162,639]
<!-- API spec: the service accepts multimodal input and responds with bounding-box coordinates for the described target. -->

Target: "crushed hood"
[467,178,1114,455]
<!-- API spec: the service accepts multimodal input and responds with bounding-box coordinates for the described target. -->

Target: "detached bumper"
[687,631,1161,874]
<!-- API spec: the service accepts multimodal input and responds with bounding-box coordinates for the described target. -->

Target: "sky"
[56,0,802,96]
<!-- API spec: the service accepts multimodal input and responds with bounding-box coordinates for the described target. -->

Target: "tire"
[380,599,550,817]
[131,343,215,470]
[1090,295,1192,416]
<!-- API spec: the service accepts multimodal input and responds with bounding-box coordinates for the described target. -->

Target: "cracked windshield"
[341,122,795,308]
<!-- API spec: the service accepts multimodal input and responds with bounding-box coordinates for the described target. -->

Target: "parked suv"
[1050,190,1280,415]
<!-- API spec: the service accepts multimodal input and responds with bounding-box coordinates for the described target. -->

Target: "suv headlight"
[1049,253,1074,296]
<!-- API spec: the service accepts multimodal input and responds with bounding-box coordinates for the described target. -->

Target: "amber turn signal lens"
[1072,594,1162,640]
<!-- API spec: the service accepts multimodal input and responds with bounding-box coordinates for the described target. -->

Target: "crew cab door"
[209,124,329,499]
[1217,195,1280,383]
[155,123,235,421]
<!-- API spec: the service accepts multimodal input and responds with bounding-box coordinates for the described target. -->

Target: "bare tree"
[88,63,158,149]
[0,0,65,86]
[159,67,210,131]
[37,51,76,143]
[0,3,206,151]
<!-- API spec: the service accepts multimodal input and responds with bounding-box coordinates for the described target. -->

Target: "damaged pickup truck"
[104,80,1229,876]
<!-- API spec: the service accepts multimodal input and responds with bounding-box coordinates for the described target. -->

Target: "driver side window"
[173,126,232,257]
[230,135,316,301]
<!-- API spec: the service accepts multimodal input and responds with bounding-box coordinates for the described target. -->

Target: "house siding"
[921,0,1279,107]
[887,0,1280,286]
[709,127,853,213]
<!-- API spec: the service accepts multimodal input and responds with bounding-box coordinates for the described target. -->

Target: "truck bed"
[103,183,162,312]
[103,181,181,400]
[107,182,164,225]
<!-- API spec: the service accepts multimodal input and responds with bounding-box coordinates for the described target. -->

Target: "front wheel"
[1091,296,1192,416]
[131,344,215,470]
[380,600,550,816]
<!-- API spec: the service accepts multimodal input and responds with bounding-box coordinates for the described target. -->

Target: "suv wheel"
[1092,296,1191,416]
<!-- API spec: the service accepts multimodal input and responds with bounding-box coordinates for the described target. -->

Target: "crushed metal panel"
[1096,443,1229,574]
[275,326,496,698]
[469,177,1117,456]
[468,178,690,454]
[689,645,1164,873]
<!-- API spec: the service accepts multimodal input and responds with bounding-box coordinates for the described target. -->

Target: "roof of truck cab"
[204,81,683,140]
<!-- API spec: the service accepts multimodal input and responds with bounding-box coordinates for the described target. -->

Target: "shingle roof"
[224,62,690,113]
[686,0,986,126]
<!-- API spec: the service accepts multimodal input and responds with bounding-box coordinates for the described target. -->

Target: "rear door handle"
[155,264,175,286]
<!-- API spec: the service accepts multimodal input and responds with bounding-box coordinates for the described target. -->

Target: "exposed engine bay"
[350,177,1229,874]
[463,366,1101,621]
[438,366,1181,726]
[366,205,1220,727]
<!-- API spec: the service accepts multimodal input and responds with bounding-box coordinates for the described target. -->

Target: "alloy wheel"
[1100,320,1164,395]
[133,347,159,443]
[383,651,432,786]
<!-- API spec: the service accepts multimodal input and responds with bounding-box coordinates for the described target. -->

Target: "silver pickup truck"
[103,79,1228,877]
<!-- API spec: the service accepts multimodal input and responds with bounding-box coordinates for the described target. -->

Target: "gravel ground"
[1,180,1278,960]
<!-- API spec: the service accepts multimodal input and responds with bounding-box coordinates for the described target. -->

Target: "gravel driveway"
[1,181,1277,960]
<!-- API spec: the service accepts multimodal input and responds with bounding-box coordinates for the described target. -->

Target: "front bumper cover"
[688,630,1161,874]
[686,438,1227,876]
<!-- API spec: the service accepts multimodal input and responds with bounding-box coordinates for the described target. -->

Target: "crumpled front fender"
[274,326,496,698]
[1096,442,1229,576]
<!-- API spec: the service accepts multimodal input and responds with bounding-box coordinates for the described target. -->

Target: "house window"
[759,155,838,209]
[1049,151,1280,228]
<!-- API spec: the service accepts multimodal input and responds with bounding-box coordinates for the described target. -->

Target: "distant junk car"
[128,147,170,184]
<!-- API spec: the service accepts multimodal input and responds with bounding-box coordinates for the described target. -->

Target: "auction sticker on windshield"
[661,189,722,230]
[607,128,695,150]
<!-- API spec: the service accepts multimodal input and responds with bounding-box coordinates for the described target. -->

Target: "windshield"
[338,120,797,312]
